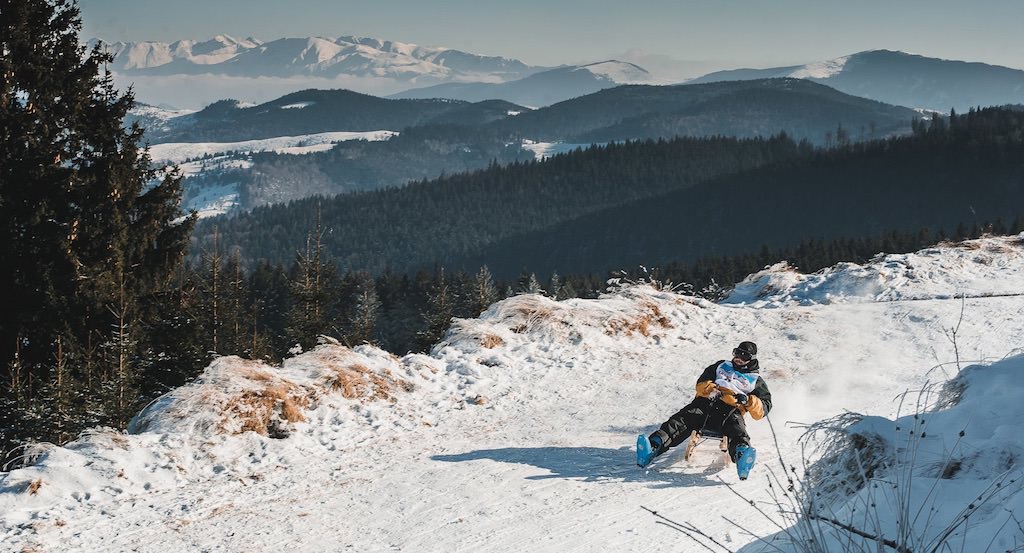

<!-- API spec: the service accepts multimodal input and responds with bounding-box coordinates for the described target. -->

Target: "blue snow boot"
[735,444,757,480]
[636,433,663,468]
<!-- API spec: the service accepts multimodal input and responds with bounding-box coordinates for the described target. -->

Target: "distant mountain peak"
[787,54,851,79]
[575,60,652,83]
[688,49,1024,111]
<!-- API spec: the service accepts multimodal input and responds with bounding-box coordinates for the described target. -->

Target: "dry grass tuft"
[642,302,674,329]
[327,363,409,403]
[27,479,42,495]
[279,396,307,424]
[605,302,674,337]
[106,432,130,449]
[480,334,505,348]
[238,364,276,382]
[223,383,310,436]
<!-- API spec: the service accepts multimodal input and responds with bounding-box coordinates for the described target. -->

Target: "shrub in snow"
[747,353,1024,553]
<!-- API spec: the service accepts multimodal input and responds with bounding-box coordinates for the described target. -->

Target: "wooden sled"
[683,429,732,464]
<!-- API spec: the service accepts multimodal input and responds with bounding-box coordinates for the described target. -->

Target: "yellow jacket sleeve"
[746,395,766,420]
[695,380,717,398]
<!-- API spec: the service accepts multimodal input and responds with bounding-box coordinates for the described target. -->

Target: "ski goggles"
[732,348,755,362]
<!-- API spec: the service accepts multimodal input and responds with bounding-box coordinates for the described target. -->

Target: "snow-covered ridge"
[725,233,1024,306]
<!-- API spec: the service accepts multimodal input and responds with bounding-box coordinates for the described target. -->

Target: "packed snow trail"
[2,235,1023,552]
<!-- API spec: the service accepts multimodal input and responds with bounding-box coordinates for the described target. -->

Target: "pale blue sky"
[79,0,1024,70]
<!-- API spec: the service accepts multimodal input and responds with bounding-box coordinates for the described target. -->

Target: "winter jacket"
[694,360,772,420]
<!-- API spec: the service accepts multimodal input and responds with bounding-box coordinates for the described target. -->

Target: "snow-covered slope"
[147,130,397,219]
[3,234,1024,551]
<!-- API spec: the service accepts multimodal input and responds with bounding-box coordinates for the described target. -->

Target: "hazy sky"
[80,0,1024,71]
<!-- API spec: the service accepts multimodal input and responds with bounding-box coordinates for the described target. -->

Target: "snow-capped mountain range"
[92,34,660,108]
[3,234,1024,551]
[688,49,1024,112]
[92,34,538,82]
[94,34,1024,114]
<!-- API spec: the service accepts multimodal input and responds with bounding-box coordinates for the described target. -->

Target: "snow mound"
[775,352,1024,552]
[0,340,469,524]
[725,234,1024,306]
[0,287,686,528]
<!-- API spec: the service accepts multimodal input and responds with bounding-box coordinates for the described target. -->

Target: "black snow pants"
[652,397,749,461]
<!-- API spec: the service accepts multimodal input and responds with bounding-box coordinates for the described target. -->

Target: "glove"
[734,393,748,405]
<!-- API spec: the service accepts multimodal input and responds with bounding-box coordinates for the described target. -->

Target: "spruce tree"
[0,0,194,448]
[417,268,454,351]
[348,276,381,345]
[285,214,338,351]
[471,266,498,314]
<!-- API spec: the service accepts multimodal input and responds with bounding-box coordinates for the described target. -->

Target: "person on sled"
[636,341,772,478]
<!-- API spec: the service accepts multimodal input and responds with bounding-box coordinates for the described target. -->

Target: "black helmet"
[733,341,757,361]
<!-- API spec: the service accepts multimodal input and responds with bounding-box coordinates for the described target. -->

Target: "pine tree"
[417,268,454,351]
[0,0,194,451]
[517,272,544,295]
[99,264,141,428]
[33,337,81,444]
[471,266,498,314]
[548,272,563,299]
[348,276,381,345]
[221,251,248,355]
[200,228,224,355]
[286,209,337,350]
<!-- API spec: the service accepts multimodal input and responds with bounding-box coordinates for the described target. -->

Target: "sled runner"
[683,429,731,464]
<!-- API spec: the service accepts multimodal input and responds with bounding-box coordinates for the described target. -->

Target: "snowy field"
[520,140,594,160]
[2,235,1024,552]
[147,131,398,165]
[182,182,241,219]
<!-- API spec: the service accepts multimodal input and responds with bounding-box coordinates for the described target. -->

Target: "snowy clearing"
[147,130,398,164]
[521,140,594,160]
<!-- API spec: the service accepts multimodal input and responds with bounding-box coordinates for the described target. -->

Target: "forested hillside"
[461,107,1024,277]
[236,124,534,206]
[158,79,918,212]
[149,90,524,143]
[193,107,1023,281]
[495,78,917,143]
[192,134,810,270]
